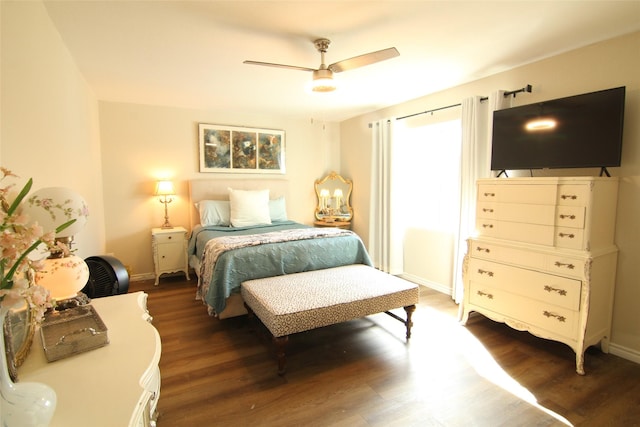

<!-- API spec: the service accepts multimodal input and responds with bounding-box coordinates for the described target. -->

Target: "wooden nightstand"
[314,220,352,230]
[152,226,190,285]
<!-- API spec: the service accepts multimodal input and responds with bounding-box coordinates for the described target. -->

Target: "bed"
[188,179,372,319]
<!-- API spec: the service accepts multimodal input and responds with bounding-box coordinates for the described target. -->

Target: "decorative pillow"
[196,200,231,226]
[269,197,288,222]
[228,188,271,227]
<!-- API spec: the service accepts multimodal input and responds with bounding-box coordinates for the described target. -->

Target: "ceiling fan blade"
[328,47,399,73]
[243,60,315,72]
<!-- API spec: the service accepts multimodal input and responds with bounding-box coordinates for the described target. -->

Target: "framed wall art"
[198,123,285,174]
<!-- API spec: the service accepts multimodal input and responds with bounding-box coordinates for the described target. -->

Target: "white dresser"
[460,177,619,374]
[19,292,162,426]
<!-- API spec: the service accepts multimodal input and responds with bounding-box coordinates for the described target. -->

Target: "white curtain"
[369,119,403,274]
[451,91,512,303]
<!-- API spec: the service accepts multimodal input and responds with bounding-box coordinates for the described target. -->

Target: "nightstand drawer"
[154,232,184,244]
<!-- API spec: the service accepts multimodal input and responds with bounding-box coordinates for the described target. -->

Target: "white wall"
[341,31,640,362]
[1,0,105,258]
[98,102,339,278]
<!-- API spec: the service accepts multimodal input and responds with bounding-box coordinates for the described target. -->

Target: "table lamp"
[24,187,90,302]
[155,180,175,229]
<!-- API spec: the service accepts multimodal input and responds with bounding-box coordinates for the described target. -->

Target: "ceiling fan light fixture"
[311,69,336,92]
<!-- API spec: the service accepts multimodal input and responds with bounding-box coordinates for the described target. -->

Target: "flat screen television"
[490,86,625,173]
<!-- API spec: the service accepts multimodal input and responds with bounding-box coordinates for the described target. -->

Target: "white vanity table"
[19,292,161,427]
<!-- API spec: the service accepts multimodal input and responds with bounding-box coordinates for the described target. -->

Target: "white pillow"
[228,188,271,227]
[197,200,230,226]
[269,197,288,222]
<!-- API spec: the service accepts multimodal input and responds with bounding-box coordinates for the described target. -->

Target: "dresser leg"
[576,352,585,375]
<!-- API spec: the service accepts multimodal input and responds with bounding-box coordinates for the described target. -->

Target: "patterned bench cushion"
[241,264,419,337]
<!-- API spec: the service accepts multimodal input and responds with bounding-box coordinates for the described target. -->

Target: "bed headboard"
[188,178,290,229]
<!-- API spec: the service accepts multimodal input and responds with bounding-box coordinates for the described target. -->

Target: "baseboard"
[609,342,640,365]
[131,272,155,282]
[399,273,452,296]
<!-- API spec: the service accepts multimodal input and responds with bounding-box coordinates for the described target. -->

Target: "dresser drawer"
[554,227,586,250]
[555,205,586,229]
[557,184,590,206]
[468,258,581,310]
[468,239,547,271]
[478,184,557,205]
[476,219,554,246]
[153,232,184,244]
[477,202,555,225]
[545,254,588,280]
[469,282,578,339]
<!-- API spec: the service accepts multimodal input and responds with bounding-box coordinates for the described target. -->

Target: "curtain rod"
[396,84,532,121]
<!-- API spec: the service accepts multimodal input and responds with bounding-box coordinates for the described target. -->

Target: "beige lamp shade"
[35,255,89,301]
[155,180,175,196]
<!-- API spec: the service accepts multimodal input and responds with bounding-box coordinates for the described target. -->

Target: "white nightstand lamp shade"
[155,180,175,229]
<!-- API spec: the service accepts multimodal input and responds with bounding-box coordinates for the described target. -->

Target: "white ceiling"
[43,1,640,122]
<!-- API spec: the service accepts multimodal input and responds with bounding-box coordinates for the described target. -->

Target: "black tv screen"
[491,86,625,171]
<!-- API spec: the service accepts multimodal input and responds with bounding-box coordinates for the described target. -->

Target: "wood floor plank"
[130,276,640,426]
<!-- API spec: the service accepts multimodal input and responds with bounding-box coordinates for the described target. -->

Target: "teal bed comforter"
[188,221,372,315]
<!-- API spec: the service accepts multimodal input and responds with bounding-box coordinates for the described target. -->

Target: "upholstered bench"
[241,264,420,375]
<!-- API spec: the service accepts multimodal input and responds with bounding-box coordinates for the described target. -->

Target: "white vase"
[0,307,56,427]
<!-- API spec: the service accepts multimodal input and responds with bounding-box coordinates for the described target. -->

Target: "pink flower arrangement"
[0,168,75,321]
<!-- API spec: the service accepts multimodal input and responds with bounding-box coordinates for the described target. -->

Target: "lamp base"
[53,292,91,311]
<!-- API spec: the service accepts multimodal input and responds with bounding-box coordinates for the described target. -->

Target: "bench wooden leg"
[384,304,417,340]
[404,305,416,339]
[273,335,289,376]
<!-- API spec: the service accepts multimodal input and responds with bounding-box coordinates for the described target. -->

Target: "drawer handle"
[482,208,494,213]
[475,246,490,253]
[168,236,173,240]
[544,285,567,296]
[477,290,493,299]
[543,311,566,323]
[477,269,494,277]
[559,214,576,220]
[481,223,494,229]
[560,194,577,200]
[483,192,495,198]
[554,261,575,270]
[558,232,575,239]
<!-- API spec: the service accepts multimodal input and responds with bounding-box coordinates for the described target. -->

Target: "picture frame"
[199,123,285,174]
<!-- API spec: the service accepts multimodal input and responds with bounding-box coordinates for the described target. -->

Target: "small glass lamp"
[155,180,175,229]
[35,256,90,300]
[23,187,90,302]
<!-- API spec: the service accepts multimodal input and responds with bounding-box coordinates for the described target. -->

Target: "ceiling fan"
[243,38,399,92]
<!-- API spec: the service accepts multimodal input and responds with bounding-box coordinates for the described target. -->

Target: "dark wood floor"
[131,276,640,427]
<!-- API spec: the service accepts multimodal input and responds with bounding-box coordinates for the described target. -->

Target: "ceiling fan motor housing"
[312,69,335,92]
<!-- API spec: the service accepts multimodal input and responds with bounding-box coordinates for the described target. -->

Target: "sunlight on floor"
[411,306,573,426]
